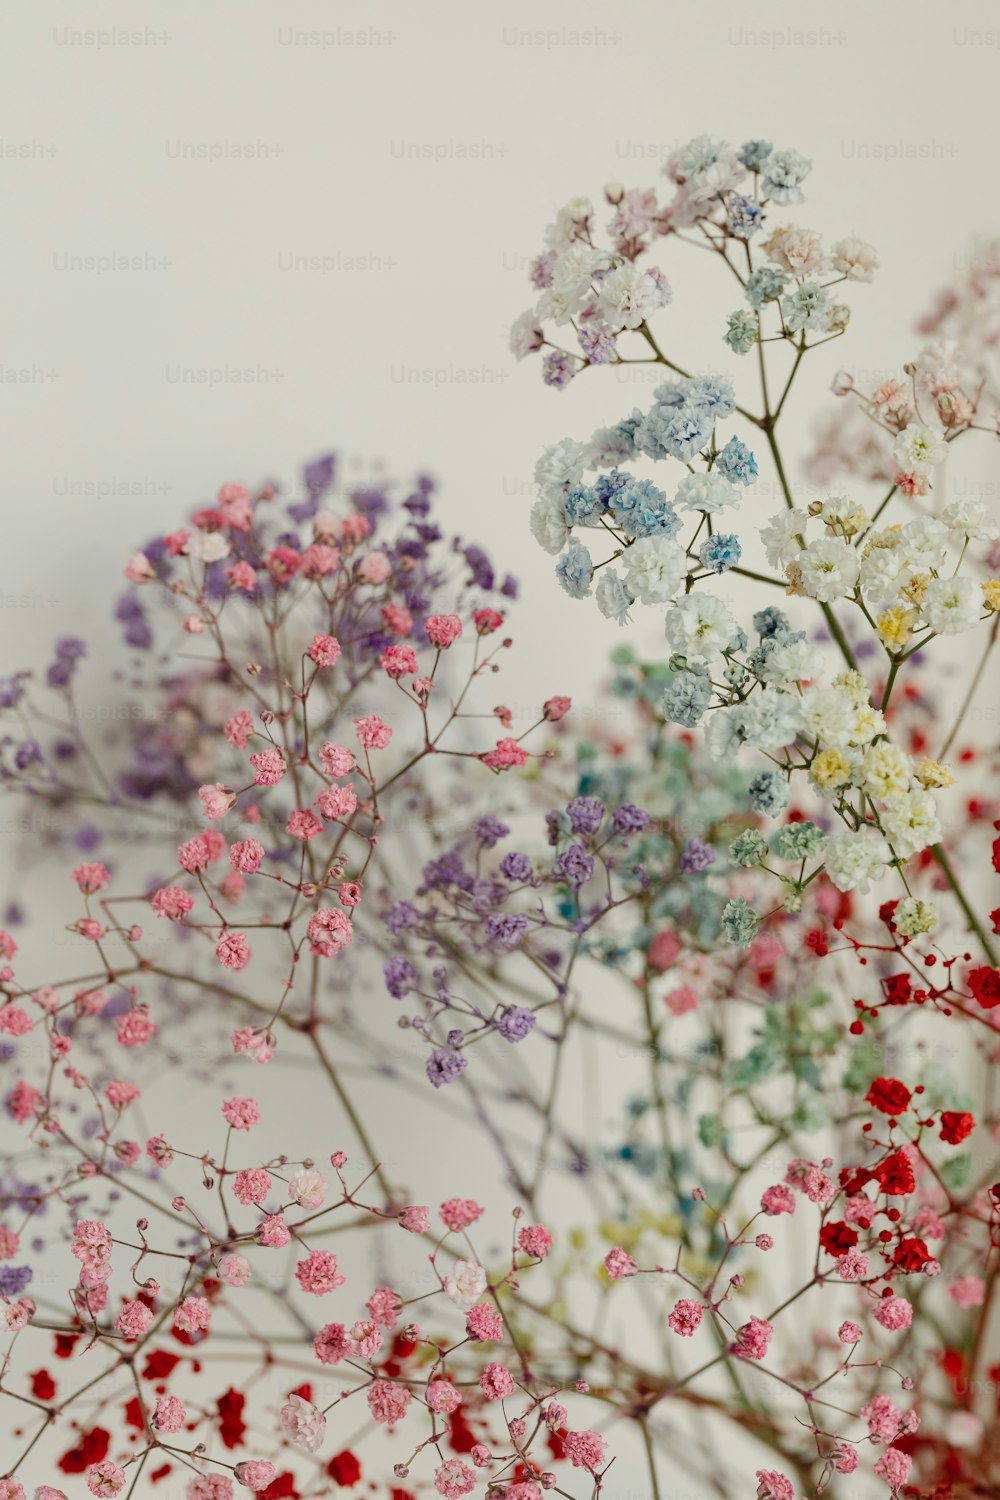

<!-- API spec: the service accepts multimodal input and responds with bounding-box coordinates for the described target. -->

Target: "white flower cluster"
[763,493,997,644]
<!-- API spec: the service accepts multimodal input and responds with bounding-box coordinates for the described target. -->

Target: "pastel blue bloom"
[699,533,741,573]
[717,437,758,486]
[594,468,632,504]
[636,405,713,463]
[556,538,594,598]
[687,374,736,420]
[781,284,832,333]
[745,266,787,309]
[564,485,603,526]
[747,769,790,816]
[752,606,801,643]
[725,310,757,355]
[727,195,762,238]
[773,821,827,861]
[738,139,774,171]
[663,667,713,727]
[721,895,759,945]
[651,379,690,409]
[610,477,681,540]
[760,147,812,205]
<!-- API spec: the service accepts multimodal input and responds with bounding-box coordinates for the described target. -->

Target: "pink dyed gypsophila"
[232,1168,272,1207]
[862,1393,909,1440]
[307,907,353,957]
[71,1219,112,1276]
[604,1246,638,1280]
[563,1429,607,1473]
[381,601,412,635]
[234,1462,277,1492]
[347,1319,383,1359]
[178,834,211,873]
[232,1026,274,1064]
[0,1226,20,1258]
[85,1462,126,1497]
[439,1197,484,1232]
[199,783,235,820]
[105,1079,139,1110]
[367,1378,412,1425]
[542,695,571,721]
[219,1253,252,1287]
[354,714,392,750]
[481,737,528,770]
[315,784,358,820]
[466,1302,503,1341]
[473,607,504,635]
[255,1214,290,1247]
[308,633,342,668]
[319,741,355,776]
[300,543,339,579]
[366,1286,402,1328]
[948,1275,985,1308]
[216,931,251,970]
[72,862,110,894]
[434,1459,475,1499]
[517,1224,553,1258]
[874,1294,913,1330]
[836,1247,870,1282]
[295,1249,346,1295]
[278,1394,326,1453]
[116,1008,157,1046]
[667,1298,705,1337]
[230,838,264,873]
[664,984,698,1016]
[839,1318,863,1343]
[115,1299,153,1340]
[0,1005,31,1036]
[399,1205,430,1233]
[760,1183,796,1216]
[287,807,323,840]
[338,880,362,907]
[755,1470,794,1500]
[249,748,286,786]
[9,1079,42,1123]
[224,709,253,748]
[174,1296,212,1334]
[357,550,390,585]
[832,1443,859,1474]
[313,1321,349,1365]
[426,1379,463,1414]
[221,1096,260,1131]
[874,1449,913,1489]
[227,560,257,592]
[151,885,194,920]
[152,1394,187,1433]
[734,1316,773,1360]
[381,643,418,678]
[425,613,463,648]
[479,1361,516,1400]
[124,550,154,583]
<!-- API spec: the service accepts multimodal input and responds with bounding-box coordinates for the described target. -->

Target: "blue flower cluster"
[630,375,737,463]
